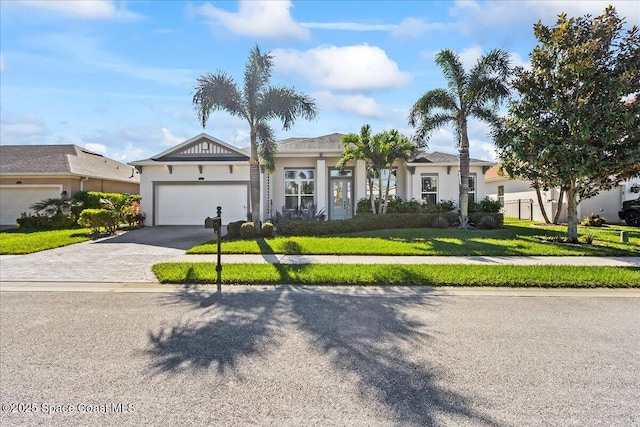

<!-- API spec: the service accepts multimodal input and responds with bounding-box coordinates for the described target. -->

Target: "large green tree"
[337,125,415,214]
[409,49,511,226]
[494,6,640,240]
[193,45,318,224]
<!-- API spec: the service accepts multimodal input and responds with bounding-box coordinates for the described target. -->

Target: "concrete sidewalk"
[170,254,640,267]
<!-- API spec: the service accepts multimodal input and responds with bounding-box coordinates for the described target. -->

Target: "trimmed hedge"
[78,209,118,234]
[276,212,504,236]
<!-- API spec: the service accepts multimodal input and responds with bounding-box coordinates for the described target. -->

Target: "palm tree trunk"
[534,184,551,224]
[458,121,470,224]
[249,129,261,226]
[382,167,393,214]
[377,174,384,214]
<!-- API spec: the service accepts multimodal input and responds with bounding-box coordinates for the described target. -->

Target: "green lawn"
[152,263,640,287]
[187,219,640,257]
[0,228,93,254]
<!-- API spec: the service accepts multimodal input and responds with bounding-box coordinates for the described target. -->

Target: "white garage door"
[0,186,62,226]
[156,184,248,225]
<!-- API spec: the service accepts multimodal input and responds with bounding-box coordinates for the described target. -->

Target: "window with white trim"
[421,174,438,204]
[468,174,477,202]
[284,169,314,212]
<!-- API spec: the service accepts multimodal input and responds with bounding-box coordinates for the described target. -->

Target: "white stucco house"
[485,165,640,223]
[130,133,494,226]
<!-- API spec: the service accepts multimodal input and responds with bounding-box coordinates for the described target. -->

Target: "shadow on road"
[96,226,217,250]
[145,286,502,425]
[145,287,284,374]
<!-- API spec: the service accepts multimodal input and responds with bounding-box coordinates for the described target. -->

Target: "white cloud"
[301,22,395,31]
[84,143,107,155]
[391,18,428,37]
[193,0,309,40]
[458,45,484,69]
[313,91,387,119]
[273,45,410,91]
[0,53,4,72]
[17,0,142,21]
[160,127,184,147]
[0,113,50,145]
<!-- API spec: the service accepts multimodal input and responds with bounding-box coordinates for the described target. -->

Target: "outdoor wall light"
[61,190,67,197]
[631,184,640,193]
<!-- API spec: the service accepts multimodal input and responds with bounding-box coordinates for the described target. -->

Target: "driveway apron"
[0,226,217,283]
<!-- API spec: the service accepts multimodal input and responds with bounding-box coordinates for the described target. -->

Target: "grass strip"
[152,263,640,288]
[0,228,92,254]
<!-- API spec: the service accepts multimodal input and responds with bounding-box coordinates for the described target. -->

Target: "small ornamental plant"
[582,213,606,227]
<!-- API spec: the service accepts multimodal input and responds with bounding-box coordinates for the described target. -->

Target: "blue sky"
[1,1,638,163]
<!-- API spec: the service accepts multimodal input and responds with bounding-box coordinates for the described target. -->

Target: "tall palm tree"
[193,44,318,224]
[409,49,511,226]
[337,125,415,214]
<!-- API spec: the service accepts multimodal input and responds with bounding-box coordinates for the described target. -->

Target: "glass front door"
[330,179,352,220]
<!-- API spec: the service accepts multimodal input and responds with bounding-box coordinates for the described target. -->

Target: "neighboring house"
[485,165,640,224]
[0,145,140,226]
[130,133,494,226]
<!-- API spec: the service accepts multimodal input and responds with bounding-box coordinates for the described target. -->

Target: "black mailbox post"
[204,206,223,293]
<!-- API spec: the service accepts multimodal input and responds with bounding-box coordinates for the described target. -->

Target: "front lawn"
[187,219,640,256]
[0,228,93,254]
[152,263,640,287]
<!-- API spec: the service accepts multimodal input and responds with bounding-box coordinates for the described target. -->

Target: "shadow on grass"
[145,286,285,375]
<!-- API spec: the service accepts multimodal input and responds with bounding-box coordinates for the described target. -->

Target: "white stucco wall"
[409,165,489,205]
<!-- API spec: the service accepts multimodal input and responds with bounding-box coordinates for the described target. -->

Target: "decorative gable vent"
[179,141,234,156]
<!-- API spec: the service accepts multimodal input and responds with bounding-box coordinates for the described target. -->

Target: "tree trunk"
[458,120,470,225]
[382,167,393,214]
[534,184,551,224]
[377,174,384,215]
[368,177,376,214]
[566,186,579,241]
[553,187,565,224]
[249,129,261,227]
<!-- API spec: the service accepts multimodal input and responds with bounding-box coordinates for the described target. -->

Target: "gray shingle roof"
[276,133,345,151]
[0,145,140,182]
[409,151,491,164]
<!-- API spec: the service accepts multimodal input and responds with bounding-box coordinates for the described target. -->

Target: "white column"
[316,157,326,215]
[355,159,367,201]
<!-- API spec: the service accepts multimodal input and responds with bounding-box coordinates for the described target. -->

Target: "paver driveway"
[0,226,217,283]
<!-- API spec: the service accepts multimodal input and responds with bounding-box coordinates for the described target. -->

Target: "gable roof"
[409,151,493,165]
[136,133,249,163]
[0,144,140,183]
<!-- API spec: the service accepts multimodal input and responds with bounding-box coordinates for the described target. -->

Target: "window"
[366,168,397,199]
[284,169,314,212]
[330,169,352,177]
[421,174,438,204]
[468,175,476,202]
[498,185,504,206]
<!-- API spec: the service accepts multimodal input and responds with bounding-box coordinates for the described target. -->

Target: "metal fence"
[502,199,533,220]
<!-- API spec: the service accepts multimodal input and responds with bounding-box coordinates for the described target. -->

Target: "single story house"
[0,145,140,226]
[130,133,494,226]
[485,165,640,223]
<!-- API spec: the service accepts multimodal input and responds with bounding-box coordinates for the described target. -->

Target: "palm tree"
[337,125,415,214]
[193,44,318,224]
[409,49,511,226]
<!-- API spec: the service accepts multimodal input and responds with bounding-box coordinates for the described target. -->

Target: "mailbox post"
[204,206,223,293]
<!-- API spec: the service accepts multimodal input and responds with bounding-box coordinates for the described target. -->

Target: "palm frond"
[192,72,244,127]
[435,49,467,100]
[244,44,274,116]
[259,86,318,129]
[255,123,277,172]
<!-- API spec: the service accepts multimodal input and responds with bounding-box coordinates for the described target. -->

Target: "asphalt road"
[1,289,639,426]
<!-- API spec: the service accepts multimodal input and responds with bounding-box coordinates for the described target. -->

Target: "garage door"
[0,186,62,226]
[156,184,249,225]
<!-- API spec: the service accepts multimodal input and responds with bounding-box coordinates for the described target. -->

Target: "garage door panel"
[156,185,248,225]
[0,187,62,226]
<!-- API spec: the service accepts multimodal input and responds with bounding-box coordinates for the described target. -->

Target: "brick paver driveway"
[0,226,217,283]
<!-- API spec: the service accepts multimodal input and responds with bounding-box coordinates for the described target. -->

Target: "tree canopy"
[337,125,415,214]
[193,44,318,223]
[409,48,511,226]
[494,6,640,240]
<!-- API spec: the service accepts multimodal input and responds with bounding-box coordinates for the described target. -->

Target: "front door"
[330,179,352,220]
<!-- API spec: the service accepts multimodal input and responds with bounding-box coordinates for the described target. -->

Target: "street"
[1,288,639,426]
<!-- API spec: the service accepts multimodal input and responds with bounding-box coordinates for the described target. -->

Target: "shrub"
[16,213,77,230]
[78,209,118,234]
[477,197,502,213]
[226,220,245,238]
[239,222,257,239]
[582,213,606,227]
[261,222,274,237]
[432,216,450,229]
[476,215,500,230]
